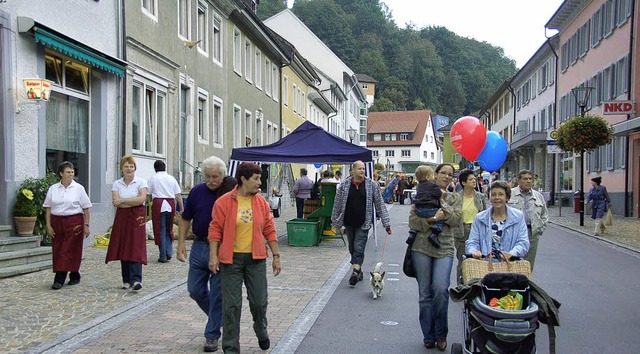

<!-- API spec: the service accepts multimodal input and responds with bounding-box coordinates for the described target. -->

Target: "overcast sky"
[382,0,565,68]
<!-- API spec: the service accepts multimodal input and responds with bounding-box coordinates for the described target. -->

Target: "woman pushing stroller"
[466,181,529,262]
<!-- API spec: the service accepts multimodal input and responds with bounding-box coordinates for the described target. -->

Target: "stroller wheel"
[451,343,464,354]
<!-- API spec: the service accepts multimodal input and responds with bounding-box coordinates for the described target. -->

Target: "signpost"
[547,130,562,154]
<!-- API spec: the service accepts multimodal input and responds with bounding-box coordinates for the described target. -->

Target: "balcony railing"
[511,127,548,150]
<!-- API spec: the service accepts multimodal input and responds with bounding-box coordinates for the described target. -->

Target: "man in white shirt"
[148,160,184,263]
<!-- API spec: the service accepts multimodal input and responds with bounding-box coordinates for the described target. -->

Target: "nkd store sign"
[603,100,634,115]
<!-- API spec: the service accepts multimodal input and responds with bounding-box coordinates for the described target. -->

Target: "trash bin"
[574,191,581,213]
[286,218,321,246]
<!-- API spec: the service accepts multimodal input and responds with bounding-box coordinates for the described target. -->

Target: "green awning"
[33,27,125,77]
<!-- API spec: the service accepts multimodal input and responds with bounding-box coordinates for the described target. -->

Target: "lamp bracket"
[15,100,42,113]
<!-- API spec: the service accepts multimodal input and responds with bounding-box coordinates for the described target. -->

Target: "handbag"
[604,209,613,226]
[461,252,531,284]
[402,236,416,278]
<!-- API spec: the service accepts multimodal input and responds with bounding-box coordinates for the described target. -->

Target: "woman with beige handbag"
[465,181,530,269]
[585,176,611,235]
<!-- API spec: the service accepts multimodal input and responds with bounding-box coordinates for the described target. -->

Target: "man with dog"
[177,156,237,352]
[331,160,392,286]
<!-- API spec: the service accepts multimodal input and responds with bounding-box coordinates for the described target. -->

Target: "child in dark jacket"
[408,166,445,248]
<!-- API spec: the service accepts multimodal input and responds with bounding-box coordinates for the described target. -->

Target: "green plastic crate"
[286,218,321,246]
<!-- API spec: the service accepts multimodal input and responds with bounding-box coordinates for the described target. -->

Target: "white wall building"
[1,2,125,235]
[367,110,441,174]
[265,9,366,143]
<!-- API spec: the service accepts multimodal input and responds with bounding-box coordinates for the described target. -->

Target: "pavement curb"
[549,221,640,255]
[271,253,352,354]
[31,279,187,354]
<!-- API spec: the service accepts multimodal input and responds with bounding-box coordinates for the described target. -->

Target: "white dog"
[370,262,385,299]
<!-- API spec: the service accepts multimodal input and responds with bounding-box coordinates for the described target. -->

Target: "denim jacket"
[466,205,530,258]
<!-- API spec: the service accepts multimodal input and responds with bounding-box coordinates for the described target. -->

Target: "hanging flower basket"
[556,114,613,153]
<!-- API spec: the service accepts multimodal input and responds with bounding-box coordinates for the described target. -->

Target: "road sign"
[547,141,562,154]
[547,130,559,141]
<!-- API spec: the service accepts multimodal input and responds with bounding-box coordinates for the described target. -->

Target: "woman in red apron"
[106,155,148,291]
[44,161,92,290]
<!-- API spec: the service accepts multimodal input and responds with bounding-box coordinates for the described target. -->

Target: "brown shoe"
[436,338,447,351]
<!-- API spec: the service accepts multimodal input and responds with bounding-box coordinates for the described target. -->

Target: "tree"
[354,49,388,83]
[291,0,517,118]
[411,98,426,110]
[369,97,395,112]
[292,0,357,64]
[256,0,287,20]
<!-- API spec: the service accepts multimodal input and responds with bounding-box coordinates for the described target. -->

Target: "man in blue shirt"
[178,156,236,352]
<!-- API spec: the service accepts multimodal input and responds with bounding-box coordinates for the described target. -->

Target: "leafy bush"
[13,173,59,236]
[12,189,37,217]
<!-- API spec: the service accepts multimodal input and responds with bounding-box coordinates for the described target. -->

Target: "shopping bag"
[604,209,613,226]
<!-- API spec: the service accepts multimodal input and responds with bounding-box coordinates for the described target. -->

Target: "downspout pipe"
[507,85,516,177]
[546,34,559,205]
[623,0,635,217]
[119,0,127,165]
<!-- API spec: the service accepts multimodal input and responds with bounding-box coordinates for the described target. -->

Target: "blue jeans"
[121,260,142,284]
[414,206,444,234]
[345,226,369,266]
[158,212,173,260]
[188,240,222,340]
[412,251,453,343]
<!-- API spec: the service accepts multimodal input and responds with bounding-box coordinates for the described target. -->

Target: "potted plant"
[12,188,38,235]
[12,173,59,241]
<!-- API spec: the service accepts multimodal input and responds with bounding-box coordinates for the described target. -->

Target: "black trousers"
[295,197,306,218]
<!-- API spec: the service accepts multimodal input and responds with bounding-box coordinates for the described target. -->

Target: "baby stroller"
[451,272,539,354]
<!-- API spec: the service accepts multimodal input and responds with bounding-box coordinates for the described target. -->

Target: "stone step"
[0,236,41,253]
[0,260,52,278]
[0,246,52,268]
[0,225,12,238]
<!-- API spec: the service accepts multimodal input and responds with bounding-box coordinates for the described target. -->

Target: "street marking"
[380,321,398,326]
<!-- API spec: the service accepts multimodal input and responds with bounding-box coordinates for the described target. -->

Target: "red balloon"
[450,116,487,161]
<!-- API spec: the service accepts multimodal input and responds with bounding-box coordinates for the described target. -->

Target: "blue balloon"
[314,163,322,168]
[476,131,508,173]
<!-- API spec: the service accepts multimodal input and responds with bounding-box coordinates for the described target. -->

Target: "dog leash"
[378,231,390,262]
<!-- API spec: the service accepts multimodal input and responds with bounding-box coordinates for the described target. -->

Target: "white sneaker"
[132,282,142,291]
[122,283,130,289]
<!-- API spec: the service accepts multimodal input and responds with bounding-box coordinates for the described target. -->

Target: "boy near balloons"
[408,166,445,248]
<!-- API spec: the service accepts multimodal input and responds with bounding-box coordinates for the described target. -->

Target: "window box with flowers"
[556,114,613,153]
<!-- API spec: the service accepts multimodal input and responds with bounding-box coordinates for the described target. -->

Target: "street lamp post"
[571,86,593,227]
[346,128,357,143]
